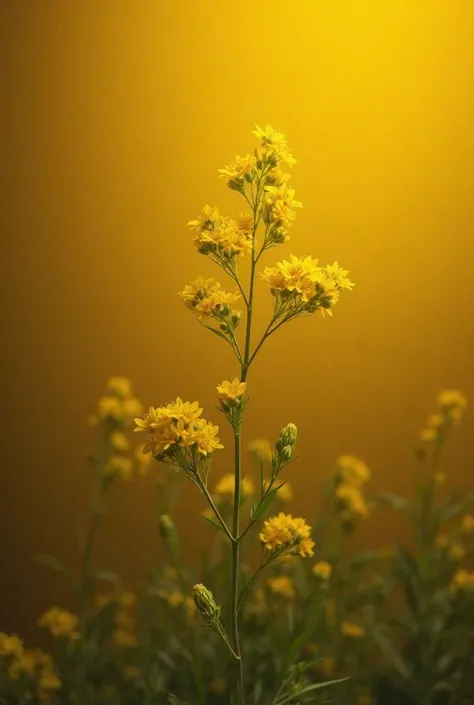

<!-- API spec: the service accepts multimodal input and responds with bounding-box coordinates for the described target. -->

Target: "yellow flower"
[111,629,137,649]
[313,561,332,580]
[433,471,446,485]
[217,378,247,403]
[105,456,133,480]
[252,124,296,167]
[317,656,337,678]
[218,154,256,184]
[0,632,24,657]
[341,621,366,638]
[448,543,465,561]
[98,396,123,419]
[450,569,474,592]
[167,592,184,608]
[110,431,129,451]
[214,473,255,498]
[260,513,315,558]
[180,278,240,319]
[122,397,143,418]
[37,669,61,699]
[437,389,467,412]
[187,204,221,231]
[124,665,142,681]
[436,534,449,549]
[336,483,369,517]
[420,428,437,442]
[266,575,296,598]
[248,438,273,463]
[337,455,370,487]
[324,262,355,290]
[134,399,223,459]
[38,608,79,640]
[461,514,474,533]
[107,377,132,399]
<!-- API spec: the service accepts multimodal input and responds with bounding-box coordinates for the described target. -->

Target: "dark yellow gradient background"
[2,1,474,643]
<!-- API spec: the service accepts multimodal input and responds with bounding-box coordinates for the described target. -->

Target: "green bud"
[231,310,241,327]
[192,584,221,628]
[244,171,255,183]
[280,445,293,461]
[277,423,298,450]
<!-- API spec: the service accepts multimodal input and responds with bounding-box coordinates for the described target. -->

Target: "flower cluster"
[179,277,242,343]
[37,607,79,640]
[261,256,353,320]
[334,455,371,521]
[187,207,254,264]
[134,398,223,485]
[450,569,474,593]
[0,634,61,702]
[259,512,315,558]
[266,575,296,599]
[88,376,143,427]
[420,389,468,443]
[214,473,255,500]
[313,561,332,580]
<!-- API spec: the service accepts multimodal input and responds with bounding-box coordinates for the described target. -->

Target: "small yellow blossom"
[124,665,142,681]
[216,378,247,403]
[214,473,255,499]
[461,514,474,533]
[248,438,273,463]
[313,561,332,580]
[336,483,369,517]
[420,428,437,442]
[105,455,133,480]
[107,377,132,398]
[317,656,337,678]
[266,575,296,598]
[436,534,449,549]
[337,455,370,487]
[134,398,223,460]
[341,621,366,638]
[218,154,256,185]
[37,669,62,699]
[260,513,315,557]
[110,431,129,451]
[433,471,446,485]
[111,629,137,649]
[437,389,467,412]
[448,543,465,561]
[167,592,184,608]
[0,632,24,657]
[450,569,474,592]
[38,608,79,640]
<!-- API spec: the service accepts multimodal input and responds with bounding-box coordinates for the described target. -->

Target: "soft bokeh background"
[2,0,474,644]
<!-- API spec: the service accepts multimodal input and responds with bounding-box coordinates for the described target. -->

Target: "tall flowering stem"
[137,125,354,705]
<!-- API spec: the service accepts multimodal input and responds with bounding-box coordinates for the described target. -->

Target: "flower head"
[313,561,332,580]
[341,621,365,638]
[214,473,255,499]
[337,455,370,487]
[336,482,369,518]
[266,575,296,598]
[260,513,314,558]
[134,398,223,464]
[38,608,79,640]
[0,633,24,657]
[216,378,247,404]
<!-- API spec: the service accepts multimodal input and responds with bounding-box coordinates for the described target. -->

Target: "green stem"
[200,481,236,544]
[232,429,245,704]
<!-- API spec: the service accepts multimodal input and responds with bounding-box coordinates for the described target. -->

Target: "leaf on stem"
[250,487,280,521]
[35,553,65,573]
[203,515,225,533]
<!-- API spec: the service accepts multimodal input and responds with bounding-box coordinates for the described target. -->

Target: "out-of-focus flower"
[111,629,137,649]
[37,608,79,640]
[337,455,370,487]
[110,431,129,451]
[450,569,474,592]
[341,621,365,638]
[266,575,296,598]
[248,438,273,463]
[461,514,474,534]
[0,633,24,657]
[336,483,369,518]
[214,473,255,499]
[313,561,332,580]
[104,456,133,481]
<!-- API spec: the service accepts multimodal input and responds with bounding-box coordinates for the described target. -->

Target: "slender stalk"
[200,481,236,544]
[232,428,245,703]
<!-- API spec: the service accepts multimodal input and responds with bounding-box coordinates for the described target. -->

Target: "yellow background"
[2,0,474,644]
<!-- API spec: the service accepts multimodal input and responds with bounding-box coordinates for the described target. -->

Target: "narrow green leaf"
[203,515,224,533]
[276,678,349,705]
[94,570,122,586]
[375,492,411,511]
[251,487,280,523]
[35,553,64,573]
